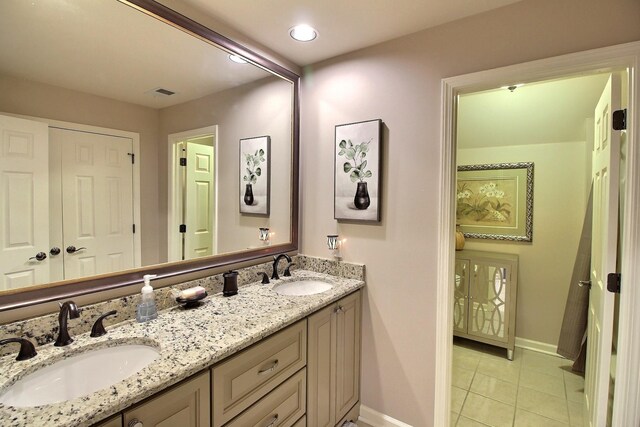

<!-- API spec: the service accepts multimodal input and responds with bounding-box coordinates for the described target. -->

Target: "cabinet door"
[335,291,361,422]
[93,414,122,427]
[307,302,337,427]
[123,371,210,427]
[468,261,510,343]
[453,259,470,334]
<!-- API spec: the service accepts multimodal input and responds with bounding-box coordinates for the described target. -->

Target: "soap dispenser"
[136,274,158,322]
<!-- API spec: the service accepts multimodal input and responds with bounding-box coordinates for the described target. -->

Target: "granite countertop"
[0,270,364,427]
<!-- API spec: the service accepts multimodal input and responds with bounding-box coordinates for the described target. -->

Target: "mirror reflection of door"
[0,115,50,290]
[51,127,136,280]
[169,129,217,261]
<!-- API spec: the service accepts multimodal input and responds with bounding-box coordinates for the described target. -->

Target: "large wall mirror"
[0,0,299,311]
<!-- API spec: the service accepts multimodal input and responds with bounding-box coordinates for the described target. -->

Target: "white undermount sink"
[273,279,333,296]
[0,344,159,407]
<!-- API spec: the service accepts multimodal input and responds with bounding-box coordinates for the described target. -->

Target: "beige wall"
[458,142,589,346]
[299,0,640,424]
[0,74,163,266]
[159,76,293,257]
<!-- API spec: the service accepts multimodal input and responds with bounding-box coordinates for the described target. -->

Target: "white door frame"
[167,125,219,262]
[435,41,640,427]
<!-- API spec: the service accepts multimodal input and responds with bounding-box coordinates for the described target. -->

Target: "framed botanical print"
[457,162,534,241]
[240,135,270,215]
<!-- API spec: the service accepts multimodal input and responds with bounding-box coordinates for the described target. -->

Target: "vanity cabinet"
[123,370,210,427]
[88,290,362,427]
[307,291,361,426]
[211,320,307,427]
[453,250,518,359]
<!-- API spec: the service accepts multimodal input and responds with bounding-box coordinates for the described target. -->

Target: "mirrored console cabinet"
[453,250,519,360]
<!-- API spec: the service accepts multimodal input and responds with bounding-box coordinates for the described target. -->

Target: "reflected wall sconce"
[259,227,270,245]
[327,234,342,259]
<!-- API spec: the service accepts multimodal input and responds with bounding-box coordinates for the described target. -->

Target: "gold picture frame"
[456,162,534,241]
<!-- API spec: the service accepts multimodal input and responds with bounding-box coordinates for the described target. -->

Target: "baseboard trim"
[515,337,562,357]
[358,405,413,427]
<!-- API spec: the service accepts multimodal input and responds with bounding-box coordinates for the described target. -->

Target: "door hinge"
[179,224,186,233]
[607,273,621,293]
[127,152,135,164]
[132,224,136,234]
[613,109,627,131]
[179,158,187,167]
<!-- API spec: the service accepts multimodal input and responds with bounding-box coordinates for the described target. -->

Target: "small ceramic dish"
[175,292,207,309]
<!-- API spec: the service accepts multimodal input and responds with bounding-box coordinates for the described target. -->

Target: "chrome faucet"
[271,254,292,280]
[0,337,37,361]
[55,301,80,347]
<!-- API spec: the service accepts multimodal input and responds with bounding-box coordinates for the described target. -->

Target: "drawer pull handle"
[258,360,279,375]
[264,414,279,427]
[128,419,143,427]
[334,305,344,314]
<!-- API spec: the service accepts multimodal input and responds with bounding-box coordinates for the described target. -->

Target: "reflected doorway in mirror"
[168,126,218,262]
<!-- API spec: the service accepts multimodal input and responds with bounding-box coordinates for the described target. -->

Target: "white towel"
[341,422,358,427]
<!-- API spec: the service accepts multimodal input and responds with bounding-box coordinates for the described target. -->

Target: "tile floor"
[451,338,585,427]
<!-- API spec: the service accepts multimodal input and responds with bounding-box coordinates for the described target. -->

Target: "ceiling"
[176,0,523,66]
[457,73,612,149]
[0,0,273,109]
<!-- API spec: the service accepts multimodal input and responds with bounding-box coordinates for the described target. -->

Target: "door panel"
[584,74,620,427]
[453,259,470,333]
[0,115,49,290]
[185,141,214,259]
[51,128,134,280]
[468,261,509,342]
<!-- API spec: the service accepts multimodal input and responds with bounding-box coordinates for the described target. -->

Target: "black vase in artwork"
[244,183,254,205]
[354,182,370,210]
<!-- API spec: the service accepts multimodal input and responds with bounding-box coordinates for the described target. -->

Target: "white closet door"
[0,114,49,290]
[52,128,134,280]
[584,74,620,427]
[184,141,215,259]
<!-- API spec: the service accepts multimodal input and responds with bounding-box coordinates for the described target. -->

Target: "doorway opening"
[450,71,626,426]
[434,41,640,427]
[168,126,218,262]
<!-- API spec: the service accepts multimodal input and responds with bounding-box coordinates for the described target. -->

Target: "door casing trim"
[435,40,640,426]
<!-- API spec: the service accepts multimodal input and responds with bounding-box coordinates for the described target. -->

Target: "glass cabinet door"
[468,261,510,342]
[453,259,470,334]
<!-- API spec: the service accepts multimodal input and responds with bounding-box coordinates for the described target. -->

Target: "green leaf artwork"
[243,149,266,185]
[337,138,373,183]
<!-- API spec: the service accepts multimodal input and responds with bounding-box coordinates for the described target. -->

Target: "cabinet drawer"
[226,368,306,427]
[123,371,210,427]
[213,320,307,427]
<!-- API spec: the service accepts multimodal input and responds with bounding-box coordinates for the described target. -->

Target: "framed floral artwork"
[456,162,534,241]
[239,135,270,215]
[334,119,382,222]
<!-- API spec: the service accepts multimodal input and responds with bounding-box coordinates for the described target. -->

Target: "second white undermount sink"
[0,344,159,407]
[273,279,333,296]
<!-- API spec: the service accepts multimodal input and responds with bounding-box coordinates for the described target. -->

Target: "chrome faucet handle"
[0,337,37,361]
[90,310,117,337]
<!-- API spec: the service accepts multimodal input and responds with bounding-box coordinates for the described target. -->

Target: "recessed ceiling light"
[289,25,317,42]
[229,54,248,64]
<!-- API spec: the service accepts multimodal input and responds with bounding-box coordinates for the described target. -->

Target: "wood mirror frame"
[0,0,299,312]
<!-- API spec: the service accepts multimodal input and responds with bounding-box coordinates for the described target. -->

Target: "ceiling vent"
[146,87,176,97]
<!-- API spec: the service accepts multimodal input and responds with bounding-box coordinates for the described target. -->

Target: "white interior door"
[584,74,621,426]
[0,115,50,290]
[184,140,215,259]
[51,128,135,280]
